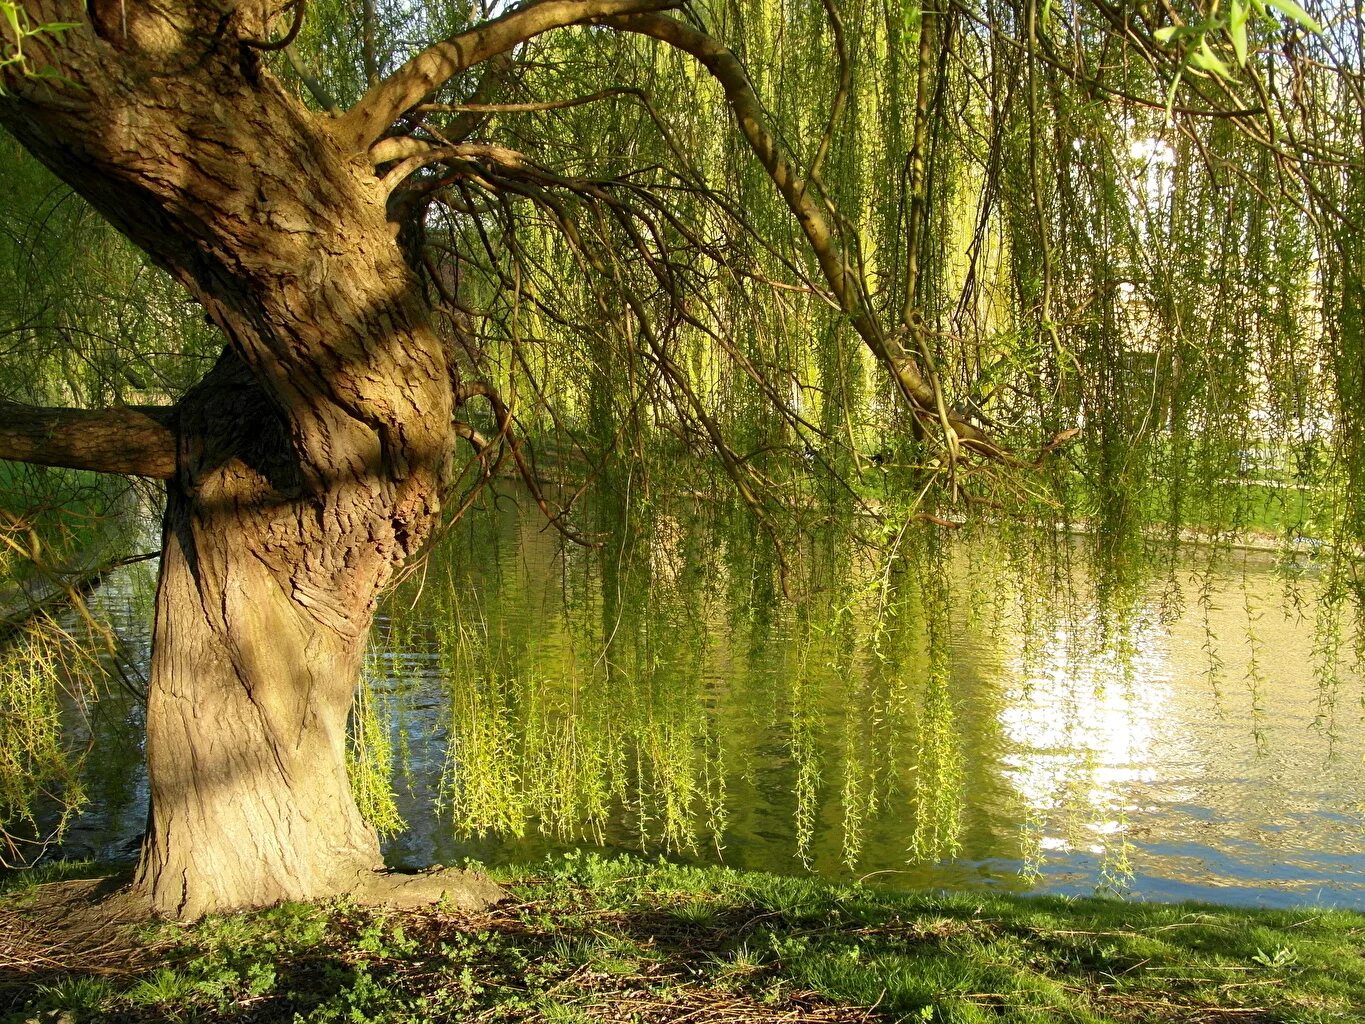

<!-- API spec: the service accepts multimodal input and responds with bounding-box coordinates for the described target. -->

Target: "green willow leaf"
[1,3,21,37]
[1229,0,1250,65]
[1190,39,1234,80]
[1266,0,1323,33]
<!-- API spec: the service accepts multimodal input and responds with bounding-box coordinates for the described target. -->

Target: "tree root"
[351,865,505,912]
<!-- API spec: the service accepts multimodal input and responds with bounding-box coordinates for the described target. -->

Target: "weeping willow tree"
[0,0,1359,917]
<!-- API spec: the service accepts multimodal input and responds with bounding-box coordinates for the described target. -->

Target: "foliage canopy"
[6,2,1363,541]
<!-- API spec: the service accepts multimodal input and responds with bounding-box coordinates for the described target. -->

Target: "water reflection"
[43,489,1365,908]
[1001,620,1170,880]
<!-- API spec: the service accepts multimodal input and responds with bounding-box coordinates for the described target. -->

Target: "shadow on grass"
[3,859,1363,1023]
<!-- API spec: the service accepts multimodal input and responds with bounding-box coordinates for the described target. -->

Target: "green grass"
[3,852,1363,1023]
[0,857,101,899]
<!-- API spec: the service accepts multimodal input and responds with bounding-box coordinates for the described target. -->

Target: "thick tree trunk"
[136,513,380,917]
[0,3,498,916]
[130,359,381,917]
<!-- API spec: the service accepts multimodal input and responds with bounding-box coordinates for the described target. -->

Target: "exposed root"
[352,864,505,912]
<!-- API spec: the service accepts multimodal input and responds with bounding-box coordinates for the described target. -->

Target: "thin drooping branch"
[808,0,850,186]
[417,86,645,116]
[0,401,177,479]
[900,7,962,469]
[901,5,941,327]
[362,0,379,87]
[455,380,598,547]
[429,54,517,144]
[337,0,678,154]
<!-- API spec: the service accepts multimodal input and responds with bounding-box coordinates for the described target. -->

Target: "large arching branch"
[596,12,1005,458]
[337,0,679,155]
[0,401,177,479]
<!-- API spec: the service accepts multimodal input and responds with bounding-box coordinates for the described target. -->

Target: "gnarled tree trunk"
[133,357,389,917]
[0,1,490,916]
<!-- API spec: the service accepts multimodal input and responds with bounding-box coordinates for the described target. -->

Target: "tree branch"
[375,139,530,192]
[337,0,677,154]
[599,12,1007,457]
[432,53,517,144]
[286,44,341,114]
[0,401,177,479]
[242,0,307,52]
[415,85,643,116]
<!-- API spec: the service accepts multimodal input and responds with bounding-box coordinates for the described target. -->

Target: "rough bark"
[131,356,381,916]
[0,402,177,478]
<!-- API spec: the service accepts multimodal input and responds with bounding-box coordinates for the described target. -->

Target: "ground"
[2,854,1363,1023]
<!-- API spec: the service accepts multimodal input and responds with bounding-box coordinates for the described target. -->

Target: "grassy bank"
[2,854,1363,1023]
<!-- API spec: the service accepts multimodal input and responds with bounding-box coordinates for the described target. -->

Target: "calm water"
[54,491,1365,908]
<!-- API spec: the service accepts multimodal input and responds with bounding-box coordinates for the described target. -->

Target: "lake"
[52,487,1365,909]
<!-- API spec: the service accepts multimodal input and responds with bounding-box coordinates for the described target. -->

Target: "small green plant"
[670,898,717,926]
[1252,945,1300,970]
[546,932,591,966]
[125,967,199,1006]
[708,941,767,985]
[32,974,113,1012]
[243,959,278,995]
[355,915,419,958]
[585,932,646,976]
[536,999,594,1023]
[294,964,405,1023]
